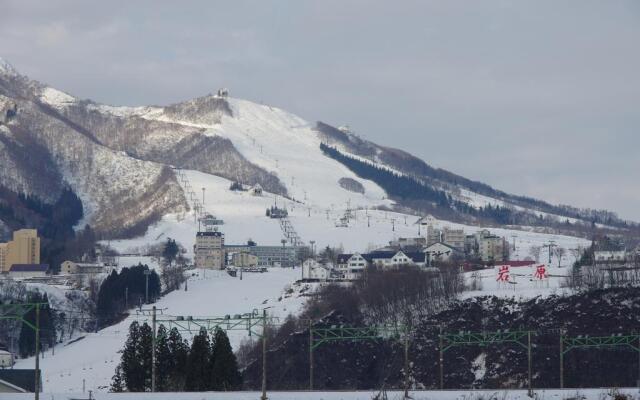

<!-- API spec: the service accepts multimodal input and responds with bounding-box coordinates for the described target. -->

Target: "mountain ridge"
[0,57,635,242]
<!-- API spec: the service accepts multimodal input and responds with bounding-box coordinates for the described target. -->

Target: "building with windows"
[336,253,368,280]
[194,231,225,270]
[442,227,465,250]
[302,259,331,281]
[424,242,461,265]
[229,251,259,268]
[0,229,40,273]
[594,250,627,263]
[478,234,508,263]
[225,241,297,267]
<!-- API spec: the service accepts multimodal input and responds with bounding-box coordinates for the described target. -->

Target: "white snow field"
[14,268,307,393]
[110,169,589,265]
[18,96,590,395]
[5,388,640,400]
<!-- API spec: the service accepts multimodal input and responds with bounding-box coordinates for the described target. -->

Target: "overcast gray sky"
[1,1,639,220]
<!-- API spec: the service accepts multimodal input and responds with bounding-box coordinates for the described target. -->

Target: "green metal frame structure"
[440,330,530,351]
[0,302,49,400]
[439,330,533,394]
[309,324,406,392]
[155,312,273,338]
[560,333,640,388]
[310,325,403,350]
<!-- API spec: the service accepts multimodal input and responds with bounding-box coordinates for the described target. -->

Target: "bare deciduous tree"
[529,246,542,263]
[554,247,566,267]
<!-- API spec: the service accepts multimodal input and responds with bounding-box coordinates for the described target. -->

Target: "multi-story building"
[194,231,225,270]
[426,225,442,246]
[478,234,508,263]
[302,259,331,281]
[594,250,627,263]
[0,229,40,273]
[225,241,297,267]
[230,251,259,268]
[442,227,465,250]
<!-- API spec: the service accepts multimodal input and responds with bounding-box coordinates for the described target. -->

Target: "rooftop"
[9,264,49,272]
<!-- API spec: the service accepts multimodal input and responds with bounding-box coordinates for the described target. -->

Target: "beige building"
[61,261,113,275]
[0,229,40,273]
[442,227,465,250]
[479,234,508,263]
[194,231,225,270]
[230,252,258,268]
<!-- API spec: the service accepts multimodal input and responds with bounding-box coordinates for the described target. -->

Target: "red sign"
[533,264,547,280]
[496,265,510,282]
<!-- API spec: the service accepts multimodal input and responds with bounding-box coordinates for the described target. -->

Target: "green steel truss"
[0,302,49,331]
[154,312,275,338]
[562,334,640,354]
[441,330,530,352]
[310,324,404,349]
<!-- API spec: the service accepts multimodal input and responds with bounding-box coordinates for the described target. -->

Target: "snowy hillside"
[15,268,308,393]
[1,56,633,240]
[110,169,589,263]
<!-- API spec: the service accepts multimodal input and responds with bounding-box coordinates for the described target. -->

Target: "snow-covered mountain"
[0,57,634,240]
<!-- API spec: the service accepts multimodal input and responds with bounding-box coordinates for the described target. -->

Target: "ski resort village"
[2,2,640,399]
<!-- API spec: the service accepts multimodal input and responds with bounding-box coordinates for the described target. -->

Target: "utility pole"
[439,326,444,389]
[527,331,533,397]
[151,306,157,392]
[403,333,410,399]
[125,287,128,309]
[202,187,205,206]
[559,331,564,389]
[392,218,395,232]
[35,304,40,400]
[144,270,151,304]
[261,309,268,400]
[309,321,314,391]
[547,241,556,265]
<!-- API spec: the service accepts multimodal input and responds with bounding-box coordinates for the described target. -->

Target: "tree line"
[320,143,627,233]
[96,264,160,327]
[111,321,241,392]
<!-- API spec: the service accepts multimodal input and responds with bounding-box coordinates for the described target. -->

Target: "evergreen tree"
[167,327,189,391]
[18,293,54,358]
[110,365,125,392]
[121,321,145,391]
[210,329,242,390]
[184,329,212,391]
[138,323,153,391]
[162,238,179,266]
[155,325,172,391]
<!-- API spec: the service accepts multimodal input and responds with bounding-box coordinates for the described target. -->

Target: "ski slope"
[110,170,588,261]
[15,268,308,393]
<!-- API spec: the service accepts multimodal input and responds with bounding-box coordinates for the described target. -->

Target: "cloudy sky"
[1,1,639,220]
